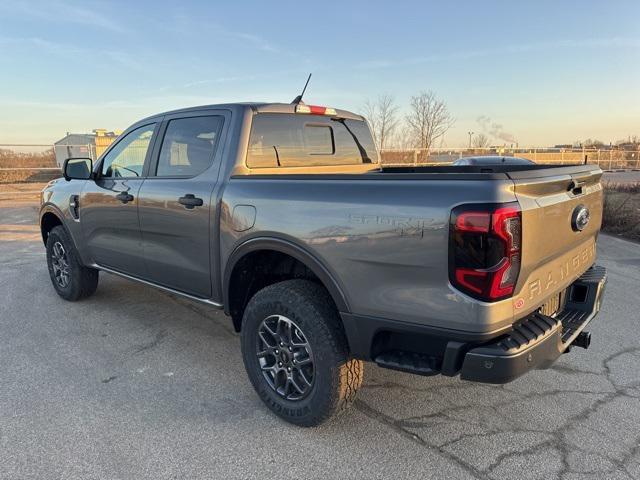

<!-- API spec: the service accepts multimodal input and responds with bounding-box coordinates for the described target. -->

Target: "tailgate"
[508,165,603,316]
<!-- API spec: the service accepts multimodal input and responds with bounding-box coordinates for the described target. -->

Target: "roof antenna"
[291,73,312,104]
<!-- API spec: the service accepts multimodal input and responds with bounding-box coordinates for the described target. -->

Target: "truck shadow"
[117,271,640,477]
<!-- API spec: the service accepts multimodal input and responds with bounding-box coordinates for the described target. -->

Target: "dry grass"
[1,170,35,183]
[0,148,59,184]
[0,169,60,184]
[602,182,640,242]
[0,148,56,168]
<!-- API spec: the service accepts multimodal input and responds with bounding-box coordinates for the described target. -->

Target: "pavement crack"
[383,345,640,478]
[483,438,557,475]
[354,399,427,445]
[549,363,600,376]
[133,329,168,354]
[354,399,489,479]
[620,441,640,477]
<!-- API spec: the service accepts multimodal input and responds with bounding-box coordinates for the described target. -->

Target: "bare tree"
[405,91,455,150]
[472,133,490,148]
[389,126,414,150]
[583,138,605,148]
[362,94,399,151]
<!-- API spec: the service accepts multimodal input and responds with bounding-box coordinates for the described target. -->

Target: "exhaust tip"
[573,331,591,350]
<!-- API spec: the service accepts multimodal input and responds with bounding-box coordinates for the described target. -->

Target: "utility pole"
[468,131,474,148]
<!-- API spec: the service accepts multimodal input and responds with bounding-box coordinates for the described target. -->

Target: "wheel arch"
[40,206,66,245]
[223,237,350,331]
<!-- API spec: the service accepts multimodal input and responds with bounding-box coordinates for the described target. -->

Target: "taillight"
[449,203,522,301]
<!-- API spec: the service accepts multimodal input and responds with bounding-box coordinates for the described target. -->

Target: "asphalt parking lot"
[1,201,639,480]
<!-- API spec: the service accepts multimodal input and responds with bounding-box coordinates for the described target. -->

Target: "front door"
[80,122,158,277]
[137,112,227,298]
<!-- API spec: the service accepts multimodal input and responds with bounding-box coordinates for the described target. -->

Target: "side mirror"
[63,157,93,181]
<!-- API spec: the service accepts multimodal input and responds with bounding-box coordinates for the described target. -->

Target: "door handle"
[116,192,134,204]
[178,194,204,209]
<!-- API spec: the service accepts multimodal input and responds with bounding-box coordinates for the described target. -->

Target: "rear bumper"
[341,265,607,384]
[460,265,607,383]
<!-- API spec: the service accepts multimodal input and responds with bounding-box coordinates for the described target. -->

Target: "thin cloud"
[182,75,261,88]
[0,36,82,57]
[232,32,280,53]
[0,95,228,112]
[147,14,303,60]
[0,36,146,71]
[0,99,139,110]
[358,59,395,69]
[357,37,640,69]
[151,75,260,94]
[0,0,126,33]
[153,70,305,94]
[215,27,306,59]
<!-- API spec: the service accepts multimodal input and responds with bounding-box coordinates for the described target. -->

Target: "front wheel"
[241,280,363,427]
[46,225,99,301]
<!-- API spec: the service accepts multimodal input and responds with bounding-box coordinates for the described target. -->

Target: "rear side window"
[155,116,223,177]
[246,113,378,168]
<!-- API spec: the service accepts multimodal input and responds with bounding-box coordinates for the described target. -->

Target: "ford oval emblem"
[571,205,590,232]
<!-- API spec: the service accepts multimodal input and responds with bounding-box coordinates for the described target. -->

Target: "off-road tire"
[241,279,363,427]
[46,225,99,301]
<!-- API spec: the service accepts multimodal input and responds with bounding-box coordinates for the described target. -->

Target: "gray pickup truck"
[40,102,607,426]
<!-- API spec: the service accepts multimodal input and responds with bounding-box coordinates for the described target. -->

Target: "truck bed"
[224,162,603,342]
[235,163,600,181]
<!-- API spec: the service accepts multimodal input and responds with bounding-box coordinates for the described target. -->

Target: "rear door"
[80,122,158,276]
[137,110,228,298]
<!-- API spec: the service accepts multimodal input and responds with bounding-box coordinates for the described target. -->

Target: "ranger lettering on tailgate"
[515,242,596,308]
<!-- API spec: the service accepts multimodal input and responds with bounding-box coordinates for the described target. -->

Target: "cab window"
[155,116,223,177]
[101,124,155,178]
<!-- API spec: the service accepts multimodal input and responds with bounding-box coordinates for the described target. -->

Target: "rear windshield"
[246,113,378,168]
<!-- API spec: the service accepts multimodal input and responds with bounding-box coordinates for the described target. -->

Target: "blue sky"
[0,0,638,146]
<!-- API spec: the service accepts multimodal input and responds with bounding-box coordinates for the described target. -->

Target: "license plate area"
[538,291,564,317]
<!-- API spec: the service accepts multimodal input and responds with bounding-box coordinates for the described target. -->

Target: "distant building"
[617,142,637,151]
[53,129,121,167]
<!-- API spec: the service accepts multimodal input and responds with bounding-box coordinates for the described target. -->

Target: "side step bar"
[374,351,441,376]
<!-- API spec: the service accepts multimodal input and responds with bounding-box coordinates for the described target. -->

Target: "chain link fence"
[0,143,92,184]
[380,147,640,170]
[2,144,640,185]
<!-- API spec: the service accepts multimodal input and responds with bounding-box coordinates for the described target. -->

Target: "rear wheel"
[46,225,99,301]
[241,279,363,427]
